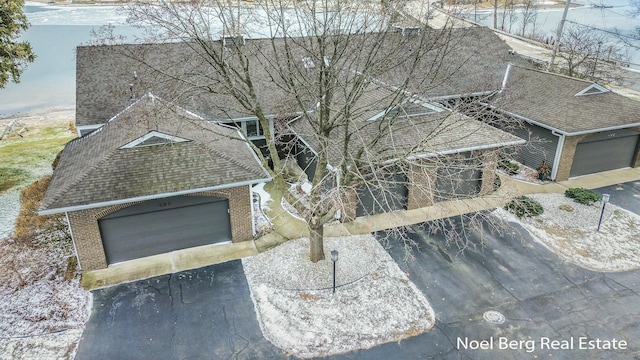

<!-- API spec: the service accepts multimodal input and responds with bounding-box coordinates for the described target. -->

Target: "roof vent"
[223,35,246,47]
[302,56,315,69]
[392,24,421,36]
[575,83,609,96]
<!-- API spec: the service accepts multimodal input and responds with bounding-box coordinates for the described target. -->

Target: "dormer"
[575,83,609,96]
[120,131,190,149]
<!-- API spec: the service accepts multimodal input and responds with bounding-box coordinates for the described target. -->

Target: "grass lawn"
[0,122,76,193]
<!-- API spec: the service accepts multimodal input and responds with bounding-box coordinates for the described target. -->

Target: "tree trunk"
[309,221,325,263]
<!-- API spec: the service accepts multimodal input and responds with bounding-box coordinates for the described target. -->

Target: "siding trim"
[39,177,272,215]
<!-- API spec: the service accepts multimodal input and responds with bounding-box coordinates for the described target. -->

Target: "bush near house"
[13,175,70,246]
[498,158,520,175]
[564,187,602,206]
[505,196,544,218]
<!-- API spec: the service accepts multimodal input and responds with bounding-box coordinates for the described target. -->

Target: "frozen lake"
[466,0,640,65]
[0,3,136,117]
[1,1,639,117]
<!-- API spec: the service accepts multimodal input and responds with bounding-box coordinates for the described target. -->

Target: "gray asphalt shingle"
[495,66,640,134]
[41,94,270,212]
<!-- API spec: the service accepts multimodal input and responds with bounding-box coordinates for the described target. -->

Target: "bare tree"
[556,23,617,78]
[100,0,521,262]
[519,0,537,38]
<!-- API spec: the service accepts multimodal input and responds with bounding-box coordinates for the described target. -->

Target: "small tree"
[519,0,538,38]
[0,0,36,88]
[556,23,617,78]
[103,0,521,263]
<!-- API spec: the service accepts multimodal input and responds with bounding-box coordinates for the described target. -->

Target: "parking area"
[76,183,640,359]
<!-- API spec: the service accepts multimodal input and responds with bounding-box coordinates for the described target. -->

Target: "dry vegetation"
[0,175,90,359]
[0,113,90,359]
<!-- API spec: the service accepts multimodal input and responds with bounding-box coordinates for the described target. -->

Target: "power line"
[564,19,640,42]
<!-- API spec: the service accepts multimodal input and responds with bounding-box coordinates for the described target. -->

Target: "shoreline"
[0,107,75,129]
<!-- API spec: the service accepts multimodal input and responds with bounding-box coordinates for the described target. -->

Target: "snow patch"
[496,193,640,272]
[243,235,435,358]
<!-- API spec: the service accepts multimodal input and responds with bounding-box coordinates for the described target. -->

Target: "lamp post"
[331,250,339,294]
[597,193,610,232]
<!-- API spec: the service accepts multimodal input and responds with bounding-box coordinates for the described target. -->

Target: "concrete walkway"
[81,167,640,289]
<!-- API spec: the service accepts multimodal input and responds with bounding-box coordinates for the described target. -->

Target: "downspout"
[65,212,82,271]
[249,185,256,237]
[551,130,565,181]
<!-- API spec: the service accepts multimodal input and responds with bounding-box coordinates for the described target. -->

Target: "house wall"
[407,159,438,210]
[67,185,253,271]
[479,150,499,195]
[555,135,588,181]
[556,127,640,181]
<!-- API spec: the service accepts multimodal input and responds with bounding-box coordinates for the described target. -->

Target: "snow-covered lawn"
[242,235,435,358]
[495,193,640,272]
[0,239,91,359]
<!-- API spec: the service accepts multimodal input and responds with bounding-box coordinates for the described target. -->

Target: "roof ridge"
[197,136,266,178]
[43,150,120,210]
[509,64,597,86]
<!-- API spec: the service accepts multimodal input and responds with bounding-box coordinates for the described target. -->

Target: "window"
[217,118,264,138]
[246,119,260,137]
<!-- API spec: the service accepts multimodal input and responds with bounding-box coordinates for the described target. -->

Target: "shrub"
[564,187,602,206]
[13,175,70,246]
[504,196,544,218]
[498,159,520,175]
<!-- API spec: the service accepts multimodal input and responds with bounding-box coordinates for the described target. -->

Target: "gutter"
[550,130,565,181]
[480,102,640,137]
[65,212,82,271]
[39,177,273,216]
[386,138,526,164]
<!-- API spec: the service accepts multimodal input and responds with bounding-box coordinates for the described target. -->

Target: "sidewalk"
[80,168,640,289]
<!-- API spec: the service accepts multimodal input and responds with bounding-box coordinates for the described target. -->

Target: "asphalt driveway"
[76,184,640,359]
[75,260,286,359]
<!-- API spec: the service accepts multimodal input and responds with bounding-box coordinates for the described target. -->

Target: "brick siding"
[479,150,498,195]
[407,159,438,210]
[67,185,253,271]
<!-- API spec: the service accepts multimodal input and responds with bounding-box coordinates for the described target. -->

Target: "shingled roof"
[41,94,271,214]
[75,27,521,127]
[290,84,524,166]
[494,66,640,134]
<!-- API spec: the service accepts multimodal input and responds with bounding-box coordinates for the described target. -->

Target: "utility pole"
[548,0,571,70]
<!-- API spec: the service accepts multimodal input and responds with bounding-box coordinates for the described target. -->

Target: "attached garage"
[99,196,232,264]
[435,152,482,200]
[490,66,640,181]
[356,170,408,217]
[570,130,640,178]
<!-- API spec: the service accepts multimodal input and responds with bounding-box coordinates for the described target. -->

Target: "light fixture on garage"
[331,250,339,294]
[597,193,610,232]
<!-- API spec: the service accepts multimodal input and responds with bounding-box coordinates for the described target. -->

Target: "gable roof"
[290,84,524,166]
[40,94,271,214]
[493,66,640,134]
[75,27,523,127]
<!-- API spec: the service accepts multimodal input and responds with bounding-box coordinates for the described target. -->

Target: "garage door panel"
[570,135,639,177]
[99,197,231,264]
